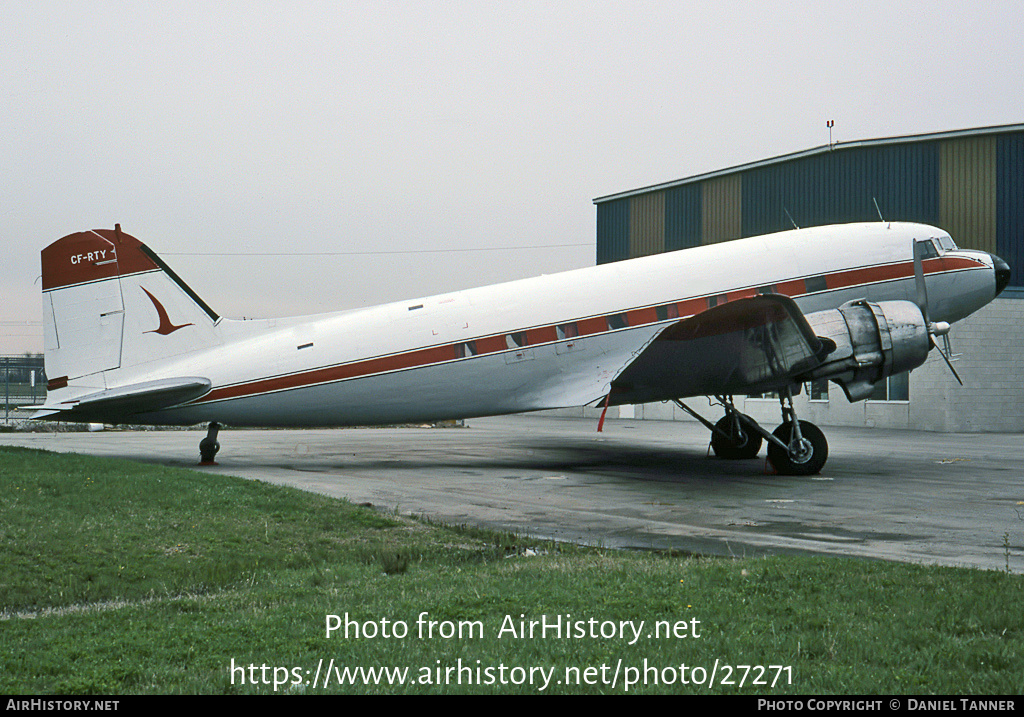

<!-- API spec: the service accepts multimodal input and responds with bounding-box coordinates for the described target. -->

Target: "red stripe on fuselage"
[191,257,986,406]
[200,344,458,403]
[825,256,978,293]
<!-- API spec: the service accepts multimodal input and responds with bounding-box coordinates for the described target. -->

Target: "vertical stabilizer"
[41,226,222,393]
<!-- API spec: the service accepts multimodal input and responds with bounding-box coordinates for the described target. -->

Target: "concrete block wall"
[917,297,1024,433]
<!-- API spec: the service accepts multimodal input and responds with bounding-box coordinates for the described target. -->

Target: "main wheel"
[767,420,828,475]
[710,415,763,459]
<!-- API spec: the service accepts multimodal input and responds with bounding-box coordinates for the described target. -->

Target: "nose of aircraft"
[992,253,1011,296]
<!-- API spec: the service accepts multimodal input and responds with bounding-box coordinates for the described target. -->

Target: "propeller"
[913,239,963,385]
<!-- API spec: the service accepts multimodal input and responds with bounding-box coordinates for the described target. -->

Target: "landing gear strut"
[199,422,221,465]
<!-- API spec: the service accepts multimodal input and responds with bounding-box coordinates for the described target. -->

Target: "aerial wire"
[163,242,594,257]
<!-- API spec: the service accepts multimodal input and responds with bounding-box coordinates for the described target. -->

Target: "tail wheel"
[767,420,828,475]
[199,422,221,465]
[710,415,763,459]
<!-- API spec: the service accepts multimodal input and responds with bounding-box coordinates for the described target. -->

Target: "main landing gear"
[708,396,762,460]
[674,388,828,475]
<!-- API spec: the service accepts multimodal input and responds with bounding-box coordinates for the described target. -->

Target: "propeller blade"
[913,239,929,324]
[930,335,963,386]
[914,239,964,386]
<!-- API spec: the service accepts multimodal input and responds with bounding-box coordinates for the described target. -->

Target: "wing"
[607,294,828,405]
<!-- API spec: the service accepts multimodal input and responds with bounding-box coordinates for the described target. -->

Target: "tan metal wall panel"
[940,137,996,253]
[701,174,742,244]
[629,191,665,258]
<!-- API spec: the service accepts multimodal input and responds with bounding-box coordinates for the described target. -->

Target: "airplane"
[30,221,1010,475]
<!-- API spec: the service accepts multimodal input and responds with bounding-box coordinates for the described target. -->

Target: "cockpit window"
[936,235,957,252]
[919,240,940,259]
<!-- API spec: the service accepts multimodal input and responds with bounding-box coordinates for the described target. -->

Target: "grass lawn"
[1,446,1021,694]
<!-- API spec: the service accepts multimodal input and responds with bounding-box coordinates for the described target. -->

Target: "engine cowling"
[803,300,931,402]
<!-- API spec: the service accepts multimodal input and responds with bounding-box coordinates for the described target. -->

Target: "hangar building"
[593,124,1024,432]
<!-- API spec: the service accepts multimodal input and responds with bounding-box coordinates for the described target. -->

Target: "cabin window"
[656,303,679,321]
[606,313,628,330]
[506,332,527,349]
[455,341,478,358]
[805,276,828,294]
[557,323,579,340]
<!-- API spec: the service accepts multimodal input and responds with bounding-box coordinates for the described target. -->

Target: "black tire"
[710,415,763,459]
[767,420,828,475]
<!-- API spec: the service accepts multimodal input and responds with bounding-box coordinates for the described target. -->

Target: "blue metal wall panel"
[997,132,1024,289]
[597,128,1021,290]
[741,144,939,237]
[664,184,701,251]
[596,198,630,264]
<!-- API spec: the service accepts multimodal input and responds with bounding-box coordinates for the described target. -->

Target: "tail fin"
[41,226,222,391]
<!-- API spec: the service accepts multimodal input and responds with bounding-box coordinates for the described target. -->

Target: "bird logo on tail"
[142,287,194,335]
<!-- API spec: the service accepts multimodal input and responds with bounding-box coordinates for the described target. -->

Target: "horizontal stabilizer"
[31,377,211,423]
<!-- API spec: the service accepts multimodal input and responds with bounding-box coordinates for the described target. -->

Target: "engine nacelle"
[803,300,931,402]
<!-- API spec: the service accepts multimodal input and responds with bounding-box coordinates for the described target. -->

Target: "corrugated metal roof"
[593,123,1024,205]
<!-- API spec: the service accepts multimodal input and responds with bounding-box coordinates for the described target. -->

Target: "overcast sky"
[3,1,1023,354]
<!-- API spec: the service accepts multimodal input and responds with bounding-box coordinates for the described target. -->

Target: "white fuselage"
[99,222,996,427]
